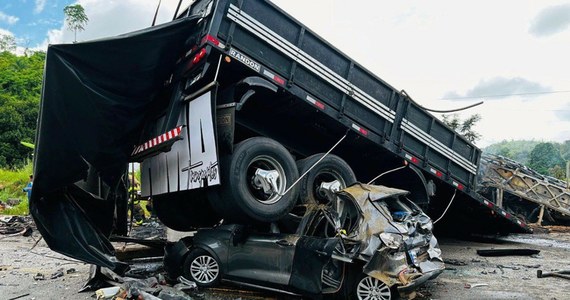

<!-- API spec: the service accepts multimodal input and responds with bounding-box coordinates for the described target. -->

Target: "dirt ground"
[1,228,569,300]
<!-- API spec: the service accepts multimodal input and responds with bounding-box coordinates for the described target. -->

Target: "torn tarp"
[30,16,201,273]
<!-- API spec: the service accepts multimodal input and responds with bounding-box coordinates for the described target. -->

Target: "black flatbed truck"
[149,0,529,233]
[32,0,529,273]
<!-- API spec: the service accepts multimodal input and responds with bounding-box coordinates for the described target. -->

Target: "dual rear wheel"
[210,137,357,222]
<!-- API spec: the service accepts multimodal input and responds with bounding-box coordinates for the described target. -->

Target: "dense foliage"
[485,140,570,180]
[0,50,44,168]
[483,140,542,165]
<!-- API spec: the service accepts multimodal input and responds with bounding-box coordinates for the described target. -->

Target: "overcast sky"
[1,0,569,147]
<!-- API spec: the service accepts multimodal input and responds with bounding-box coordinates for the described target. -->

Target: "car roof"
[338,183,409,207]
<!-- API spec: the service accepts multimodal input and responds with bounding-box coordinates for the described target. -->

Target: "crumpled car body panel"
[337,183,445,294]
[167,183,444,298]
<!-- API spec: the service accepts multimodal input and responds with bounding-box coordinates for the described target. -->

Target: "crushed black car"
[164,183,444,299]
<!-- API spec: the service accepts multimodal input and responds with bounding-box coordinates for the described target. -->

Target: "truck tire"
[296,154,356,204]
[212,137,299,223]
[153,190,220,231]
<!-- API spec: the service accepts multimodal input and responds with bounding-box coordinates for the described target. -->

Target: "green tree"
[560,140,570,161]
[528,142,564,177]
[442,113,482,143]
[0,34,16,53]
[64,4,89,43]
[0,51,45,168]
[484,140,541,164]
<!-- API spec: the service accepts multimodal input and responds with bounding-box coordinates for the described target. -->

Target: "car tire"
[183,248,221,288]
[296,154,356,204]
[211,137,299,223]
[353,274,393,300]
[153,190,221,231]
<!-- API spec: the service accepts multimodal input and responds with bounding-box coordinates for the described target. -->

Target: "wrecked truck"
[31,0,529,277]
[164,184,444,299]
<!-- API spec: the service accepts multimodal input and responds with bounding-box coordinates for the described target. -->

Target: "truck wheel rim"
[247,155,287,205]
[190,255,219,284]
[314,170,346,203]
[357,276,391,300]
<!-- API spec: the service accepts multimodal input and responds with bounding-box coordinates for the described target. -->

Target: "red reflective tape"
[307,95,325,110]
[351,123,368,136]
[273,75,285,86]
[484,200,494,208]
[202,34,220,46]
[430,168,443,177]
[315,101,325,110]
[405,154,419,164]
[453,181,464,190]
[133,126,184,157]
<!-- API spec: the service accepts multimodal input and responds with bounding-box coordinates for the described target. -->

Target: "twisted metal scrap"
[478,154,570,218]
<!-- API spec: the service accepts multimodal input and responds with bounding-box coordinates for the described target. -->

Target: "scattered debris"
[50,268,64,279]
[537,270,570,280]
[67,268,77,274]
[33,273,45,280]
[497,264,521,270]
[0,216,34,238]
[518,264,541,269]
[476,248,540,257]
[95,286,123,299]
[445,259,468,266]
[174,276,197,291]
[465,283,489,289]
[7,293,30,300]
[543,226,570,233]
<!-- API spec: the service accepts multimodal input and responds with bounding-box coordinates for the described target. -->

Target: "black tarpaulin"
[30,16,200,273]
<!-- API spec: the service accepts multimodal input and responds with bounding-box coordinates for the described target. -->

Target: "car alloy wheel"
[190,255,219,284]
[184,249,221,287]
[356,275,391,300]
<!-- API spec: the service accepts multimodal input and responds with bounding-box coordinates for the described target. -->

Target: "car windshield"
[369,196,415,222]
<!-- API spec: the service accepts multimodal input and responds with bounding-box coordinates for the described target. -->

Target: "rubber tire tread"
[296,154,356,204]
[211,137,299,223]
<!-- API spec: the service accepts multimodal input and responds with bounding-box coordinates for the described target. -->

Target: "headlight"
[379,232,404,249]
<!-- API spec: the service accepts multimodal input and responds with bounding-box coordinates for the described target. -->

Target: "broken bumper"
[397,268,444,294]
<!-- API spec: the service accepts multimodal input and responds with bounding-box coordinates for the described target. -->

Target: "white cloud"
[529,3,570,37]
[0,28,14,36]
[34,0,47,14]
[0,11,19,25]
[37,0,178,46]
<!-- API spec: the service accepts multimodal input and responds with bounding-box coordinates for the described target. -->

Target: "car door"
[225,231,299,286]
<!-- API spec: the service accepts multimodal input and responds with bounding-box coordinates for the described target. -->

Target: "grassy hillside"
[0,162,32,214]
